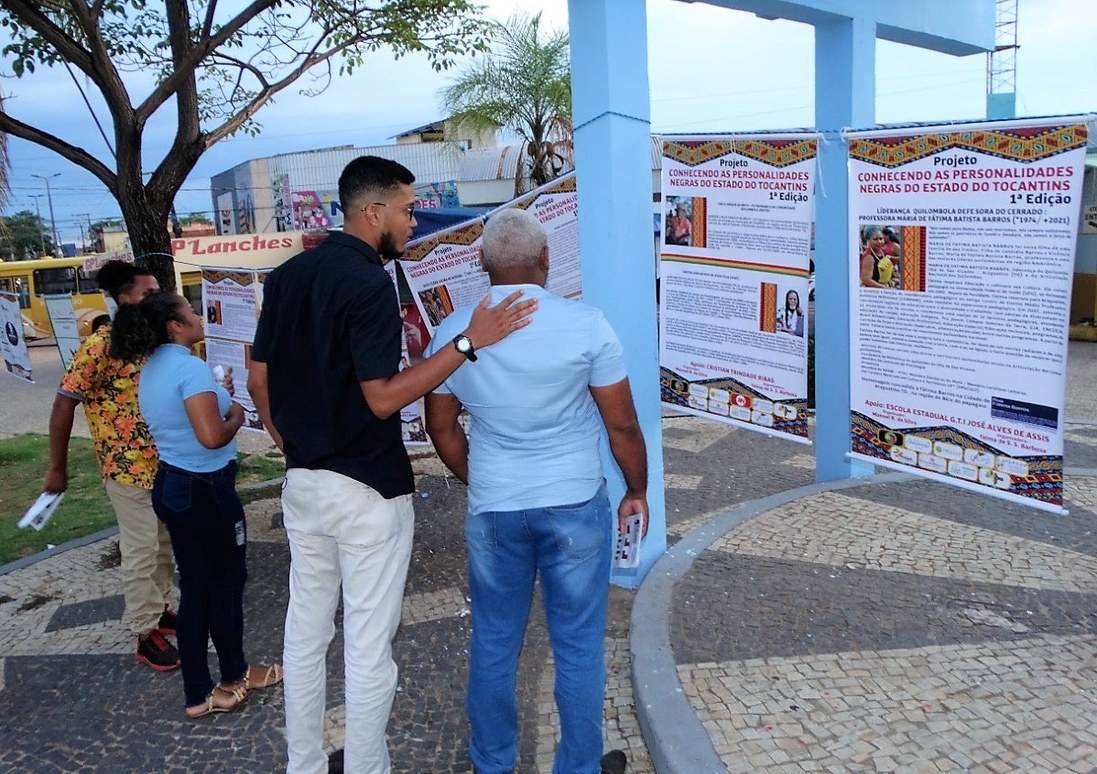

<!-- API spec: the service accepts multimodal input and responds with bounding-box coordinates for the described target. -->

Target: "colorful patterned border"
[660,366,808,438]
[899,225,927,293]
[403,220,484,263]
[201,270,254,285]
[692,197,708,248]
[850,411,1062,506]
[510,174,577,210]
[848,123,1088,168]
[663,138,818,168]
[661,254,809,278]
[759,282,777,333]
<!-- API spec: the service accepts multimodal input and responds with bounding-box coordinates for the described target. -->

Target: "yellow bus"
[0,257,110,340]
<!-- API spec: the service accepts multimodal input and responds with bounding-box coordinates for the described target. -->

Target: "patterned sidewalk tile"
[679,634,1097,773]
[711,491,1097,592]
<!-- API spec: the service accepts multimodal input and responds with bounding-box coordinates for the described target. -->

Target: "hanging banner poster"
[201,269,259,343]
[658,134,816,443]
[382,261,427,445]
[399,219,488,334]
[204,336,265,432]
[0,291,33,382]
[43,294,81,369]
[846,117,1090,513]
[491,172,581,299]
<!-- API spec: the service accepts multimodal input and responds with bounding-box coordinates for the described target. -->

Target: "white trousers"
[281,468,415,774]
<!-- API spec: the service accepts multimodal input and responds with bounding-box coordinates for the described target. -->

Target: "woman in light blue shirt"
[111,293,281,719]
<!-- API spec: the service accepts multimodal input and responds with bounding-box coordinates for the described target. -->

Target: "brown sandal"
[185,685,247,719]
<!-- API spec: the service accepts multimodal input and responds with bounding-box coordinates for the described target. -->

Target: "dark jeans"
[152,460,248,708]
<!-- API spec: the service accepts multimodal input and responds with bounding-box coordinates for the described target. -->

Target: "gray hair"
[481,208,547,273]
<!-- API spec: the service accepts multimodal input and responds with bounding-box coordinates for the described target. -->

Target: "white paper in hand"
[613,513,643,570]
[18,492,64,531]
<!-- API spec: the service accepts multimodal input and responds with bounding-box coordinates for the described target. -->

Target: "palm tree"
[441,12,571,194]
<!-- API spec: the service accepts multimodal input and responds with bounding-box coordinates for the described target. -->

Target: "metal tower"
[986,0,1019,119]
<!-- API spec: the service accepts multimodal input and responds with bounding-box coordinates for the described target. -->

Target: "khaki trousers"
[104,479,176,635]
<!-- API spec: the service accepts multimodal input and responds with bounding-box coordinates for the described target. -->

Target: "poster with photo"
[399,219,488,335]
[204,337,264,432]
[659,134,817,442]
[492,173,581,299]
[0,291,32,382]
[200,270,259,343]
[846,117,1089,512]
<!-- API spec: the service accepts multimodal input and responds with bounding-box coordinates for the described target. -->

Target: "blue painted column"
[568,0,666,586]
[813,16,877,482]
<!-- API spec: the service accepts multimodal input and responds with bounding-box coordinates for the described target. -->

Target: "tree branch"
[134,0,280,124]
[0,111,115,191]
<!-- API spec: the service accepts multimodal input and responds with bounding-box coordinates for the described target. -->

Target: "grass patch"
[0,433,114,565]
[0,434,285,566]
[236,452,285,488]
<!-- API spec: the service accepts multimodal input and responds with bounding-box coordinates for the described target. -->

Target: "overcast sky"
[3,0,1095,244]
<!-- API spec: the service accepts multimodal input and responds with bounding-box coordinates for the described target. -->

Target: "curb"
[631,471,912,774]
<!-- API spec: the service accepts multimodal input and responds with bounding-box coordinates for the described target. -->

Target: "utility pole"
[74,212,90,253]
[31,172,62,256]
[29,194,47,257]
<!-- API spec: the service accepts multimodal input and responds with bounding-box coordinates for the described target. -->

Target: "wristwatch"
[452,334,477,362]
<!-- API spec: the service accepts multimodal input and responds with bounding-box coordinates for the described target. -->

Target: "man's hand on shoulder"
[463,289,537,350]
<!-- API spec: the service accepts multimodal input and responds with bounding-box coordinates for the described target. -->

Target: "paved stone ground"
[4,342,1097,772]
[665,424,1097,772]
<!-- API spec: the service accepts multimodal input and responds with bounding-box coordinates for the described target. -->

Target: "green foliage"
[0,434,113,565]
[0,433,285,565]
[441,12,571,192]
[0,210,53,260]
[0,0,491,265]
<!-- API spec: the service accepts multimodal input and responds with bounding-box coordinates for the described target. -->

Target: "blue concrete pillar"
[568,0,666,585]
[813,16,877,482]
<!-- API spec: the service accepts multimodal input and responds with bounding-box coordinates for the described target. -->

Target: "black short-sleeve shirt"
[251,231,414,498]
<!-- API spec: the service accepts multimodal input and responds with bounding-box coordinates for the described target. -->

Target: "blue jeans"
[152,461,248,708]
[465,485,611,774]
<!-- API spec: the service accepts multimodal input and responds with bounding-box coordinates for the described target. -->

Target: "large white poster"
[846,117,1089,513]
[383,261,427,446]
[399,219,488,334]
[43,294,81,369]
[659,134,816,443]
[200,267,265,433]
[0,291,33,382]
[492,173,581,299]
[201,269,259,342]
[398,173,582,335]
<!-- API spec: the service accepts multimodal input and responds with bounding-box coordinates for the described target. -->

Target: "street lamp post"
[31,173,61,257]
[29,194,47,257]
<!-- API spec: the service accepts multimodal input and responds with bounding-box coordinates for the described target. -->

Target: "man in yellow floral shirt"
[43,261,180,671]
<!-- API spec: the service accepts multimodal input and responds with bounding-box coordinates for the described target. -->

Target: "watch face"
[456,337,471,352]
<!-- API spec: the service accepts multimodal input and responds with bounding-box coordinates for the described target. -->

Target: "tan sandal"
[185,685,247,719]
[221,663,282,693]
[244,663,282,691]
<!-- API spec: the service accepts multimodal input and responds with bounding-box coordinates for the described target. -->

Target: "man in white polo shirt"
[425,208,648,774]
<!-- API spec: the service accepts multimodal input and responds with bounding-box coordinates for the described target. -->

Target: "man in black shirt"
[249,155,535,774]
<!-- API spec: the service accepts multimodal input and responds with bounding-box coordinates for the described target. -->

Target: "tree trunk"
[116,186,176,293]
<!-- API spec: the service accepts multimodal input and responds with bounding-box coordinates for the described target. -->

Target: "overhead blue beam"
[677,0,995,55]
